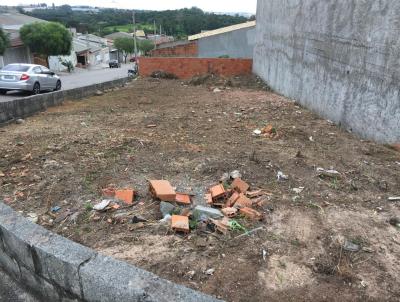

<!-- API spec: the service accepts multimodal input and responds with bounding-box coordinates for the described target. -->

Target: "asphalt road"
[0,64,131,103]
[0,268,39,302]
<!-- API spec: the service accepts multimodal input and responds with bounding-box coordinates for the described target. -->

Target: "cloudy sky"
[5,1,257,14]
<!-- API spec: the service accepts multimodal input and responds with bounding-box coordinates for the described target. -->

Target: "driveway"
[0,64,131,103]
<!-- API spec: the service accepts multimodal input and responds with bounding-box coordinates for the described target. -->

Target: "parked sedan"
[109,60,121,68]
[0,64,62,95]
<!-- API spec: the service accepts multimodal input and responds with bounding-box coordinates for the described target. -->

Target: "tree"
[138,39,154,56]
[0,28,9,55]
[20,22,72,64]
[114,37,135,63]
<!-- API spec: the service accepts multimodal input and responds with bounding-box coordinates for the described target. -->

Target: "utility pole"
[153,20,156,35]
[132,10,138,60]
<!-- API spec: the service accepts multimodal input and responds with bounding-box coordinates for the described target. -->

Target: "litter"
[388,197,400,201]
[131,216,147,224]
[230,170,242,179]
[253,129,262,136]
[51,206,62,213]
[277,171,289,181]
[292,187,305,194]
[205,268,215,275]
[26,213,38,224]
[93,200,111,211]
[317,167,341,178]
[343,240,360,252]
[194,205,224,219]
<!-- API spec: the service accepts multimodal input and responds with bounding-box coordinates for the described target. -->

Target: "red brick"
[115,189,135,205]
[234,193,252,208]
[222,207,238,218]
[226,191,240,207]
[205,193,213,205]
[149,180,176,201]
[231,178,250,193]
[239,207,264,221]
[209,184,226,199]
[175,193,191,205]
[171,215,190,233]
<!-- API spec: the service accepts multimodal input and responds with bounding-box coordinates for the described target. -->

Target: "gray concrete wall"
[0,202,221,302]
[0,77,128,125]
[253,0,400,144]
[198,27,256,59]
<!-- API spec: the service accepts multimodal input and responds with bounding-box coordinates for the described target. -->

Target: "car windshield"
[2,65,30,72]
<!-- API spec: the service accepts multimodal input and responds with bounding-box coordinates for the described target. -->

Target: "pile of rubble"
[84,171,269,236]
[149,171,269,235]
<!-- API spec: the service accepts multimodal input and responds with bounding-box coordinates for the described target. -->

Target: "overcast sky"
[5,1,257,14]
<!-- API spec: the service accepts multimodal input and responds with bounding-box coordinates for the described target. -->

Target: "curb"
[0,202,221,302]
[0,77,129,126]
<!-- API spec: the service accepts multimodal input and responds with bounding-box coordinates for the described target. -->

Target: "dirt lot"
[1,78,399,302]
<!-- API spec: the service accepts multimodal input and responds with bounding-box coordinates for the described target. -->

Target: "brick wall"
[150,41,198,57]
[139,57,253,79]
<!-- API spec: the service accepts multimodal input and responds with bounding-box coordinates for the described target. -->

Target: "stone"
[343,240,360,252]
[229,170,242,179]
[95,90,104,96]
[15,118,25,124]
[194,205,223,219]
[160,202,175,217]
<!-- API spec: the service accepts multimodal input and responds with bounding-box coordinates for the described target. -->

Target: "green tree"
[138,39,154,56]
[20,22,72,64]
[114,37,135,63]
[0,28,9,55]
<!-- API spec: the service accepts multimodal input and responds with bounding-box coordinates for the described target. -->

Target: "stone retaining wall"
[0,202,220,302]
[0,77,129,125]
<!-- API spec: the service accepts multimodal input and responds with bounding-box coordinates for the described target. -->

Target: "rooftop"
[0,12,45,30]
[188,20,256,41]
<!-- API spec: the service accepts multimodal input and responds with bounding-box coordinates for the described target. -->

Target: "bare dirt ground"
[1,77,399,302]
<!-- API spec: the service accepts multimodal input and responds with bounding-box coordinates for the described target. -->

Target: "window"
[2,65,30,72]
[33,67,42,74]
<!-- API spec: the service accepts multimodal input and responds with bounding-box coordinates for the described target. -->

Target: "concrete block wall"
[0,202,221,302]
[139,57,253,79]
[150,41,198,57]
[198,27,256,59]
[0,77,128,125]
[253,0,400,144]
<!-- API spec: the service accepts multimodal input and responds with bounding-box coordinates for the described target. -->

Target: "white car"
[0,63,62,95]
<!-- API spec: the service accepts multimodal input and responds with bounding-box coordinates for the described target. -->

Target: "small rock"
[0,171,5,177]
[95,90,104,96]
[230,170,242,179]
[43,159,60,169]
[131,216,147,224]
[93,200,111,211]
[389,217,400,227]
[160,201,175,217]
[205,268,215,275]
[15,118,25,124]
[277,171,289,181]
[159,214,172,224]
[26,213,38,224]
[220,172,230,182]
[253,129,262,135]
[213,88,222,93]
[186,270,196,280]
[343,240,360,252]
[293,187,305,194]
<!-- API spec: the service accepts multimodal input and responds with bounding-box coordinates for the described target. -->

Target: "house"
[150,40,198,57]
[188,21,256,58]
[0,11,78,72]
[0,12,42,67]
[74,33,110,68]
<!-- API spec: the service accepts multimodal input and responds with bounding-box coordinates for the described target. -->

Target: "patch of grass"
[84,202,93,212]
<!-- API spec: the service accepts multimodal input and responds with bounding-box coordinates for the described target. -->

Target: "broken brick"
[175,193,191,205]
[115,189,135,205]
[392,144,400,152]
[210,217,230,234]
[149,180,176,201]
[171,215,190,233]
[231,178,250,193]
[240,207,264,221]
[205,193,213,205]
[226,191,240,207]
[209,184,226,199]
[234,193,252,208]
[222,207,238,218]
[246,190,263,198]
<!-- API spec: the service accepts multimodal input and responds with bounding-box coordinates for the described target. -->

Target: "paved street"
[0,268,39,302]
[0,64,131,102]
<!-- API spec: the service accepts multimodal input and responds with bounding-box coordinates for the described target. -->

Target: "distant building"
[188,21,256,59]
[74,33,110,68]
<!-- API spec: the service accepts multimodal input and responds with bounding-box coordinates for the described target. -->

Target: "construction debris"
[115,189,135,205]
[239,207,264,221]
[149,180,176,201]
[175,193,191,205]
[171,215,190,233]
[231,178,250,193]
[317,167,341,179]
[94,200,111,211]
[277,171,289,181]
[194,205,224,219]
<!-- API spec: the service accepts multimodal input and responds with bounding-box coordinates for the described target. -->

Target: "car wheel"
[0,89,7,95]
[55,80,62,91]
[32,82,40,95]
